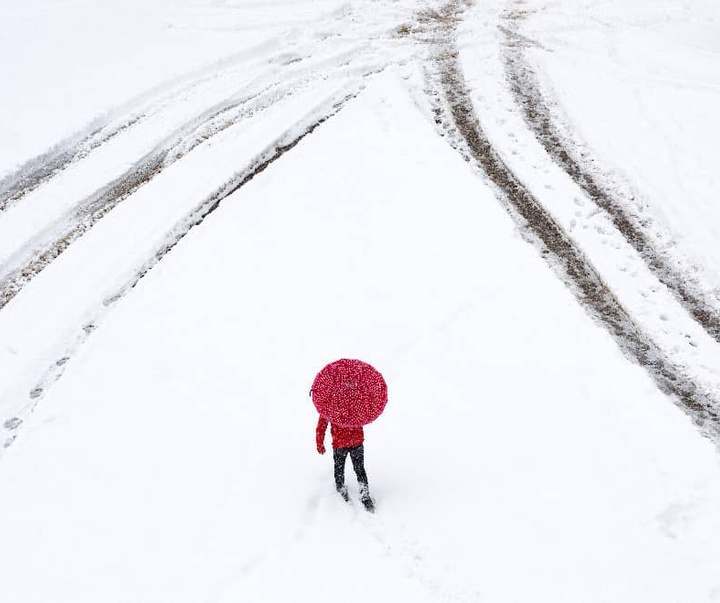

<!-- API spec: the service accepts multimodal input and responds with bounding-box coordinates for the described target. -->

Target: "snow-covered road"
[2,0,720,601]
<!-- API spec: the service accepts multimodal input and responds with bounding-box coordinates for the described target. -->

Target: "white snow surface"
[2,1,720,601]
[515,0,720,288]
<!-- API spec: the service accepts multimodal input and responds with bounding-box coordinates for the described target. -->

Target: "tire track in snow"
[415,1,720,439]
[0,1,416,452]
[0,39,295,213]
[0,116,144,213]
[1,83,362,452]
[0,79,303,311]
[0,0,396,214]
[0,45,384,312]
[499,3,720,345]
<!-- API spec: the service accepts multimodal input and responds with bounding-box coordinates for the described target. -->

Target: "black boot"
[359,483,374,513]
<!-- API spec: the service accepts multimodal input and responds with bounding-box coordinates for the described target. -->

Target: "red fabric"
[316,416,364,451]
[311,359,388,427]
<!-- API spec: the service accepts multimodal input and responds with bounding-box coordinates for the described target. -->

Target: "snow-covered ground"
[519,0,720,275]
[2,0,720,601]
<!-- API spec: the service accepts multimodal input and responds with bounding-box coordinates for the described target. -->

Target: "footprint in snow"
[657,501,697,539]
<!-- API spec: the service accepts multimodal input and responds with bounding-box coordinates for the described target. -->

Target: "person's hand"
[317,444,326,455]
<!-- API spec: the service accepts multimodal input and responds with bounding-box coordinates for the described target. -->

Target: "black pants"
[333,444,368,491]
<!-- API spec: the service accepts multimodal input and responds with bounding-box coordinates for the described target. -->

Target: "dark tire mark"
[0,39,294,212]
[132,93,355,283]
[0,116,144,213]
[0,37,385,311]
[1,88,359,452]
[0,80,303,311]
[500,5,720,345]
[418,1,720,438]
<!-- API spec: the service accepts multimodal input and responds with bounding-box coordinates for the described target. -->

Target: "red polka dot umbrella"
[311,359,388,427]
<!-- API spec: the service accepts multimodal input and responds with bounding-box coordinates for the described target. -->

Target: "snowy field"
[2,0,720,601]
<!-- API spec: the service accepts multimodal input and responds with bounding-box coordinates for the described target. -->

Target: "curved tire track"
[0,116,146,213]
[500,4,720,345]
[0,9,403,453]
[0,46,384,311]
[0,3,392,216]
[0,79,300,310]
[0,40,296,213]
[1,84,362,452]
[417,1,720,439]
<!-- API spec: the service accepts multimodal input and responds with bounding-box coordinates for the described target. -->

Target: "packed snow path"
[2,0,720,601]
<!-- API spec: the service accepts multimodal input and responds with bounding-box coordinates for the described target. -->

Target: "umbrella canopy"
[311,359,388,427]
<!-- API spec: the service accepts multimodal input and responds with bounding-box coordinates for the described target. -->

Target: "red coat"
[316,416,364,452]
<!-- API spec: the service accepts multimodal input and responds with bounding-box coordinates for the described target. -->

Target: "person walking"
[311,358,387,513]
[316,416,374,511]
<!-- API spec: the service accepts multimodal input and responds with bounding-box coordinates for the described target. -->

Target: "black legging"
[333,444,368,490]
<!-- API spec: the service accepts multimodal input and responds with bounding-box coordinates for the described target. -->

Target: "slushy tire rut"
[0,89,359,451]
[417,0,720,438]
[0,117,145,213]
[500,4,720,345]
[0,80,306,311]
